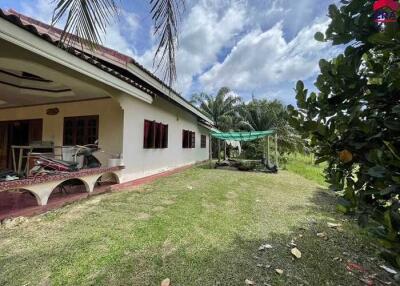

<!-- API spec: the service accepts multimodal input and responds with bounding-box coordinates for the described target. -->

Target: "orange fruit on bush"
[339,150,353,163]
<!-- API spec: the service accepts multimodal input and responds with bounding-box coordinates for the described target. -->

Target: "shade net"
[211,130,275,142]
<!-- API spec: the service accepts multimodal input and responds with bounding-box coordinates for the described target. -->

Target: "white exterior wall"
[0,98,124,165]
[0,95,210,182]
[119,95,210,182]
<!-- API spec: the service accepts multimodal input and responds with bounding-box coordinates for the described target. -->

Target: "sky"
[0,0,341,105]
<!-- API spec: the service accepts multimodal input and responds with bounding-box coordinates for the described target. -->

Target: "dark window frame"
[201,135,207,148]
[182,130,196,149]
[144,120,168,149]
[63,115,99,146]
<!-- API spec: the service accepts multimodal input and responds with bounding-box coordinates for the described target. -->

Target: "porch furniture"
[10,143,84,177]
[11,142,54,176]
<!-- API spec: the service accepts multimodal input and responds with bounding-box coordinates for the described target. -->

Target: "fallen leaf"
[245,279,255,285]
[275,269,284,275]
[333,257,342,262]
[258,244,273,251]
[327,222,342,228]
[380,265,398,275]
[291,248,302,259]
[346,262,366,273]
[161,278,171,286]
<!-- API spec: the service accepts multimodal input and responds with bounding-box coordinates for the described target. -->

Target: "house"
[0,9,213,215]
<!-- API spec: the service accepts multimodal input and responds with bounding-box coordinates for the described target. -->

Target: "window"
[182,130,195,148]
[63,116,99,145]
[144,120,168,149]
[201,135,207,148]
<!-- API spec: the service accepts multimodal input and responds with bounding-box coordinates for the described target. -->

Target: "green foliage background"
[191,89,305,160]
[289,0,400,266]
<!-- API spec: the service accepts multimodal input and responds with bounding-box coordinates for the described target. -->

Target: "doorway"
[0,119,43,169]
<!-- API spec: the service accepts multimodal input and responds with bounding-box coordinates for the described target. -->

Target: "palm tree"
[191,87,242,160]
[240,98,305,156]
[191,87,241,131]
[52,0,185,85]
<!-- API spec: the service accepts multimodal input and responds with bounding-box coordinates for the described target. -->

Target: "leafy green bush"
[289,0,400,266]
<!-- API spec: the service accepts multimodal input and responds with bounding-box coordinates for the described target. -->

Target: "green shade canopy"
[211,130,275,142]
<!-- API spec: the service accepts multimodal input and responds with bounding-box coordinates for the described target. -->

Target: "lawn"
[0,166,394,285]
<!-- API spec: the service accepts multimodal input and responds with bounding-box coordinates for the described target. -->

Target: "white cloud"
[198,18,333,101]
[21,0,54,22]
[101,11,140,56]
[137,0,248,93]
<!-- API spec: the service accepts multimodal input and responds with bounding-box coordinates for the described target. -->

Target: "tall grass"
[284,153,327,186]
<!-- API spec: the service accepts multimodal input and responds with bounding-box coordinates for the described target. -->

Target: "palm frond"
[150,0,185,87]
[52,0,118,50]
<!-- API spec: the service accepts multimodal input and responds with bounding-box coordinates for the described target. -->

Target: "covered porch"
[0,29,130,218]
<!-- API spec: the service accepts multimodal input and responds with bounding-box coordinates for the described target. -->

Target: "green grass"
[285,154,327,186]
[0,166,391,285]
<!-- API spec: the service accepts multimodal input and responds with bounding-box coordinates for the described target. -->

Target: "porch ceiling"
[0,37,114,109]
[0,67,108,108]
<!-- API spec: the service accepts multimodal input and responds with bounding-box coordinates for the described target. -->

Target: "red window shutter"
[144,120,150,148]
[183,130,191,148]
[158,124,163,148]
[191,132,196,148]
[151,121,156,148]
[155,122,161,148]
[162,125,168,148]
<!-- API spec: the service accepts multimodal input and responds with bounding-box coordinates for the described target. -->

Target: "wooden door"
[0,122,8,169]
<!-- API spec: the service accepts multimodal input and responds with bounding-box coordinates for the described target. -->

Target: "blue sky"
[0,0,340,105]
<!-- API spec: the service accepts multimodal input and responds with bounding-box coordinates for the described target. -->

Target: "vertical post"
[263,137,267,165]
[275,133,279,168]
[12,146,17,172]
[224,141,227,160]
[267,136,270,166]
[218,139,221,162]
